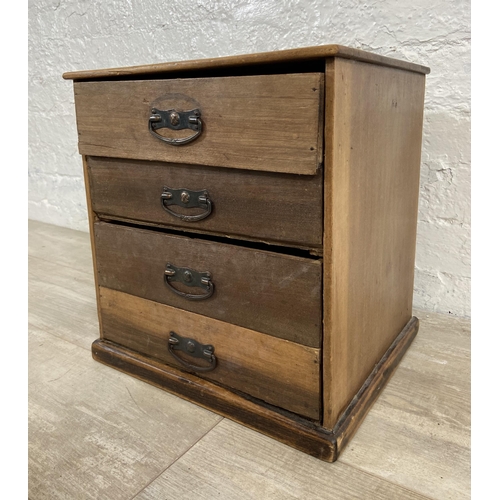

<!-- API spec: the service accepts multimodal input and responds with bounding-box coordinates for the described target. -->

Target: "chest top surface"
[62,44,430,81]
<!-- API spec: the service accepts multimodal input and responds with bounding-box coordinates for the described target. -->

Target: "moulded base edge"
[92,316,419,462]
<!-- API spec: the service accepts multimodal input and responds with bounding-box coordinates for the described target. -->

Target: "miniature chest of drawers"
[64,45,429,462]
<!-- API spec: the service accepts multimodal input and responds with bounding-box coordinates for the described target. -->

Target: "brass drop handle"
[161,187,212,222]
[164,263,214,301]
[149,107,202,145]
[168,331,217,373]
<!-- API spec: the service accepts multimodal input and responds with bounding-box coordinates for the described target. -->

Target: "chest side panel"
[323,58,426,428]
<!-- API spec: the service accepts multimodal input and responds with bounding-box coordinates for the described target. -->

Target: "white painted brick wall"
[28,0,471,317]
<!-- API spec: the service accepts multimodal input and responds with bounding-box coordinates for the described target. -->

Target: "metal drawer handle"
[168,331,217,373]
[161,187,212,222]
[149,107,202,146]
[164,263,214,301]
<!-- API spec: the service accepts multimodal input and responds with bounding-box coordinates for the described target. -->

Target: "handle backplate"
[161,187,212,222]
[149,107,202,146]
[164,263,214,300]
[168,331,217,372]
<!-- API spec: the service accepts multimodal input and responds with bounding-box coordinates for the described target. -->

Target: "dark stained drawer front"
[74,73,324,175]
[99,287,321,419]
[94,222,322,348]
[88,157,323,248]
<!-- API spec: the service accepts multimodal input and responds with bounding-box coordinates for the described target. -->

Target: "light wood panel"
[99,287,321,420]
[74,74,323,175]
[134,419,431,500]
[339,311,471,500]
[94,307,418,461]
[28,219,93,273]
[29,255,98,350]
[63,44,430,80]
[28,222,470,499]
[28,219,99,350]
[93,338,335,461]
[63,41,434,465]
[87,156,323,248]
[29,325,222,500]
[82,156,103,338]
[333,317,419,456]
[94,222,322,347]
[322,59,426,428]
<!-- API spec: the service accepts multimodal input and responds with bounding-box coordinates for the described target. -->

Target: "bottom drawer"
[99,287,321,420]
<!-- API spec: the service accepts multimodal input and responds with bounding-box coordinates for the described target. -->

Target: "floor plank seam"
[129,418,225,500]
[28,256,94,276]
[28,221,471,499]
[29,280,97,307]
[28,253,94,275]
[336,459,436,500]
[28,254,93,276]
[29,279,97,303]
[28,321,96,352]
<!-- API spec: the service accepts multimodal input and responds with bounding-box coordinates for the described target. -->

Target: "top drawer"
[74,74,324,175]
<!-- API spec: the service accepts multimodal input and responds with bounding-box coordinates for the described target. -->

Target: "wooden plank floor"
[28,220,471,500]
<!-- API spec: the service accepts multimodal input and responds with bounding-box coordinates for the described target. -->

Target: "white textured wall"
[28,0,471,316]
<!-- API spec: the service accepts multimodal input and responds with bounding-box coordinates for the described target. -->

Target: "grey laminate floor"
[28,220,471,500]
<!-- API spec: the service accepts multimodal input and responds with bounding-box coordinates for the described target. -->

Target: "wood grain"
[29,221,470,498]
[92,339,333,461]
[63,44,430,80]
[339,311,471,500]
[333,317,419,455]
[93,310,419,461]
[29,325,222,500]
[87,156,323,248]
[28,219,93,273]
[134,419,431,500]
[94,222,322,347]
[29,255,98,350]
[28,219,98,349]
[322,59,426,428]
[74,74,323,175]
[82,156,103,337]
[63,43,432,465]
[98,288,321,420]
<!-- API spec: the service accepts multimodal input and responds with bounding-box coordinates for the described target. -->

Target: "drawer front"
[94,222,322,348]
[99,288,321,419]
[88,157,323,248]
[74,73,324,175]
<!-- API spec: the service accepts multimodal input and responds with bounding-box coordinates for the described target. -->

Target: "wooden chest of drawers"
[64,45,429,462]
